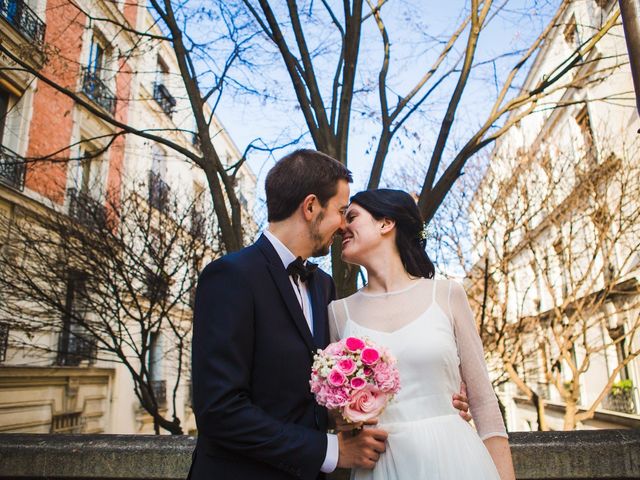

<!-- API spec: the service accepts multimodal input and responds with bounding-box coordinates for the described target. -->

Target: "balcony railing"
[148,171,170,212]
[603,387,638,414]
[58,330,97,367]
[190,209,205,238]
[0,146,26,190]
[0,0,46,45]
[153,82,176,117]
[0,322,8,363]
[81,67,116,114]
[50,412,83,434]
[150,380,167,407]
[67,188,107,230]
[145,271,169,303]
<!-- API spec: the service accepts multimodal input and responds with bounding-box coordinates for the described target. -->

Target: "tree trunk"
[531,393,548,431]
[563,399,578,430]
[331,234,359,298]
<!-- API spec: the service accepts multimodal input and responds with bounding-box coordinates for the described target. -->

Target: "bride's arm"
[484,437,515,480]
[449,281,516,480]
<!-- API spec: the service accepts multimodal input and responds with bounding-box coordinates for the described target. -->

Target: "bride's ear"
[379,217,396,235]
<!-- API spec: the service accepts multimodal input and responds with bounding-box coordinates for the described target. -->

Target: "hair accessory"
[417,224,430,242]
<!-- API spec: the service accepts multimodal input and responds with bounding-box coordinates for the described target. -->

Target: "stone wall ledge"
[0,429,638,479]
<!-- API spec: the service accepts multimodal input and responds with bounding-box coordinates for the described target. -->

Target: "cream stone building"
[468,0,639,432]
[0,0,256,435]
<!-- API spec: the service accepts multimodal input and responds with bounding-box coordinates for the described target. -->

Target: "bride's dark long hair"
[350,189,435,279]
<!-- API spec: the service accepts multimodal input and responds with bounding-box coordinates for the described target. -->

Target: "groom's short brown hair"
[266,149,352,222]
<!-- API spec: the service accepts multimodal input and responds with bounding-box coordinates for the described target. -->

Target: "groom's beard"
[310,211,331,257]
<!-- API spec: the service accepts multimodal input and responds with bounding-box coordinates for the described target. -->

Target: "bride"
[329,189,516,479]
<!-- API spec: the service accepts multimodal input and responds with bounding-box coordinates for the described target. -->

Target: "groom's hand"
[330,409,378,432]
[453,381,472,422]
[337,428,388,470]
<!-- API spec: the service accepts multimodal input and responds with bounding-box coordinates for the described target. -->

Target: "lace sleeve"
[328,300,347,343]
[448,281,508,440]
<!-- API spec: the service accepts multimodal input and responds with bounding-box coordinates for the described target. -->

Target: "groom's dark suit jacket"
[189,234,335,480]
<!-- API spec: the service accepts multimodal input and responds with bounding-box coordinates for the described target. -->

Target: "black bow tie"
[286,257,318,285]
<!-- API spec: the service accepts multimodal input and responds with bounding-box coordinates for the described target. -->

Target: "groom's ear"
[301,194,318,221]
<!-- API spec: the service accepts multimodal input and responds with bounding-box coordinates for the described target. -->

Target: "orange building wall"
[25,0,86,204]
[24,0,137,207]
[105,57,134,214]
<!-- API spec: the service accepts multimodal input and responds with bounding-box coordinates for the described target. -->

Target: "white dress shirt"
[262,230,339,474]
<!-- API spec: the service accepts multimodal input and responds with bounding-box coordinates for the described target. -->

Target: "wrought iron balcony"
[145,271,169,303]
[603,387,638,414]
[81,67,116,114]
[0,322,8,363]
[0,0,46,45]
[50,412,83,434]
[57,330,96,367]
[150,380,167,407]
[153,82,176,117]
[0,145,26,190]
[67,188,107,230]
[148,171,170,212]
[190,209,205,238]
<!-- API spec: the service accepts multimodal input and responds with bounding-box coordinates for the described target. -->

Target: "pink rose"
[342,384,388,423]
[350,377,366,390]
[363,367,373,377]
[328,368,346,387]
[345,337,366,352]
[337,358,357,375]
[361,347,380,365]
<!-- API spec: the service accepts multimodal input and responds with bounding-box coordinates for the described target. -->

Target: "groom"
[189,149,470,479]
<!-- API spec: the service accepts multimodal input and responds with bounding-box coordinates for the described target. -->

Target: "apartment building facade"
[468,0,639,431]
[0,0,256,434]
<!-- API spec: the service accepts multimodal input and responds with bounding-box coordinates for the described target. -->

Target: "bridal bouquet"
[310,336,401,423]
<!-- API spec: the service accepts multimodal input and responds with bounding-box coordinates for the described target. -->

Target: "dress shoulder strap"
[342,298,352,322]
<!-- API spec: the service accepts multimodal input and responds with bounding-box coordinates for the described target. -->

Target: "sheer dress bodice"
[328,278,507,441]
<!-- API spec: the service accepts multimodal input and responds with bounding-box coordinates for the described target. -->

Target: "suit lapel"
[308,275,327,349]
[257,235,316,355]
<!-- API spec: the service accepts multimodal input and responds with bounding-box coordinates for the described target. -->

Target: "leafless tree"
[468,137,640,430]
[0,176,217,434]
[225,0,628,294]
[1,0,629,299]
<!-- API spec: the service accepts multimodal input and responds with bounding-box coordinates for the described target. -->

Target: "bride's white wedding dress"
[329,278,506,479]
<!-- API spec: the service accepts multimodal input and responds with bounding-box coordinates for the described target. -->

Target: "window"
[0,88,8,144]
[0,88,26,190]
[575,106,596,168]
[153,57,176,117]
[57,271,95,366]
[156,56,169,87]
[149,144,170,211]
[68,146,107,229]
[88,35,107,78]
[71,142,106,198]
[148,331,166,407]
[82,33,116,114]
[151,144,167,178]
[563,15,578,47]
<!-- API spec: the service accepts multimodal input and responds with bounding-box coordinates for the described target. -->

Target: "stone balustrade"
[0,430,638,479]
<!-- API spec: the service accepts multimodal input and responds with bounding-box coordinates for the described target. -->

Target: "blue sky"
[201,1,559,198]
